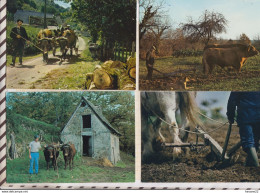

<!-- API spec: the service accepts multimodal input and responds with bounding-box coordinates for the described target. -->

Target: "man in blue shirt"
[227,92,260,167]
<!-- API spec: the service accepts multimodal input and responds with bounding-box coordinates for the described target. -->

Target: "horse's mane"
[177,92,202,128]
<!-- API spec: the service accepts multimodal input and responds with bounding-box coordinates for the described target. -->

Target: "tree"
[182,10,228,45]
[6,91,135,155]
[70,0,136,44]
[139,0,166,40]
[239,33,251,45]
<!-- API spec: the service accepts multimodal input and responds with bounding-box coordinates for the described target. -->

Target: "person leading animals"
[145,45,158,80]
[10,19,29,67]
[29,135,41,175]
[227,92,260,167]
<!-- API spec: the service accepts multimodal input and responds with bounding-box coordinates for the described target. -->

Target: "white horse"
[141,91,200,163]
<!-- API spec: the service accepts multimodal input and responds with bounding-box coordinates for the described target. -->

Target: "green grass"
[7,21,42,66]
[7,113,60,144]
[139,55,260,91]
[7,151,135,183]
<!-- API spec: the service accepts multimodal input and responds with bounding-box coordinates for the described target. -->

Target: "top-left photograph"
[6,0,136,90]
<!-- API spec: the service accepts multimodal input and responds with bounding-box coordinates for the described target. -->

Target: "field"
[139,56,260,91]
[7,151,135,183]
[141,123,260,182]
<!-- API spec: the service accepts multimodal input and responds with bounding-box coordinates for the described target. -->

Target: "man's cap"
[34,135,39,139]
[17,19,23,23]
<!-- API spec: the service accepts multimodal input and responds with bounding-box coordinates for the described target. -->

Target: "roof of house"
[62,96,121,136]
[14,10,54,24]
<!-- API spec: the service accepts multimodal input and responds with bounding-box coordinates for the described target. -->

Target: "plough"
[162,123,242,165]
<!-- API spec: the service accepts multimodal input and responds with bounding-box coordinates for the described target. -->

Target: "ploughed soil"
[141,123,260,182]
[139,56,260,91]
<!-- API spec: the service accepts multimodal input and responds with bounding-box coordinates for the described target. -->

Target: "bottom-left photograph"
[5,91,135,183]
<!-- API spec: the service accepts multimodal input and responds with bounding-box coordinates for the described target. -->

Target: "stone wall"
[60,101,120,164]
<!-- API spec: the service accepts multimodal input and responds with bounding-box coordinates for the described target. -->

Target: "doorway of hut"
[82,136,92,156]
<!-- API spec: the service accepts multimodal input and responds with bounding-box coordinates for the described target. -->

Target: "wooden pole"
[44,0,47,29]
[221,124,232,160]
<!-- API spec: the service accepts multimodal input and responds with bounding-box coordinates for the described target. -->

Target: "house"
[60,96,121,164]
[14,10,62,27]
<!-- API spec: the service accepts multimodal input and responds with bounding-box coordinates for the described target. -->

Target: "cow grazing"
[37,29,56,63]
[43,144,60,170]
[61,143,76,170]
[202,44,259,74]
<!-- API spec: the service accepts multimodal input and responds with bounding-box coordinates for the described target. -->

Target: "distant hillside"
[7,112,61,158]
[7,0,68,16]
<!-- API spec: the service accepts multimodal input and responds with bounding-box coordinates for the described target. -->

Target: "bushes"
[172,49,203,58]
[7,21,41,55]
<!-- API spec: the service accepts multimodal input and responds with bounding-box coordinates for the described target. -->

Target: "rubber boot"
[245,147,259,167]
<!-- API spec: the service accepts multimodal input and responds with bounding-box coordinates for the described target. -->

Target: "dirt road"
[7,37,86,89]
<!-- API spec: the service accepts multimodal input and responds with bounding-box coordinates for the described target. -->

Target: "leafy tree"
[69,0,136,44]
[6,92,135,155]
[182,10,228,45]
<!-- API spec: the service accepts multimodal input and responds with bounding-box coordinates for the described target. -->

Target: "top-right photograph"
[139,0,260,91]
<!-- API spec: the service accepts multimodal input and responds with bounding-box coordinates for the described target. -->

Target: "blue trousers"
[29,152,39,174]
[239,122,260,151]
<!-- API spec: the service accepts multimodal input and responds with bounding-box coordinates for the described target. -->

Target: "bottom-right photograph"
[141,91,260,182]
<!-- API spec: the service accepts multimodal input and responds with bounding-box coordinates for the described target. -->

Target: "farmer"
[10,19,29,67]
[145,45,158,80]
[29,135,41,174]
[227,92,260,167]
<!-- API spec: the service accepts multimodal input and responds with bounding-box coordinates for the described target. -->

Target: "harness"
[142,93,237,136]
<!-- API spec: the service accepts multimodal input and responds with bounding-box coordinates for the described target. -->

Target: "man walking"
[227,92,260,167]
[29,135,41,175]
[10,19,29,67]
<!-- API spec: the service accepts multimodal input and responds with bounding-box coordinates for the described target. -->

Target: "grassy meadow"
[139,55,260,91]
[7,151,135,183]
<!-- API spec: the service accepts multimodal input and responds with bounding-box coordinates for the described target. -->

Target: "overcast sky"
[162,0,260,40]
[196,91,231,116]
[54,0,71,8]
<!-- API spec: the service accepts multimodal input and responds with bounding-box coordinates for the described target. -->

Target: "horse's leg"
[165,111,182,157]
[153,118,165,143]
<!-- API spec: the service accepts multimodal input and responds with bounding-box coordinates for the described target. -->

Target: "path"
[6,37,86,89]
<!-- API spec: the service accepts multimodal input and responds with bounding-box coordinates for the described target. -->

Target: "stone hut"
[60,96,121,164]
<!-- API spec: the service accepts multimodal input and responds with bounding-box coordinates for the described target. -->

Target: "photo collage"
[1,0,260,190]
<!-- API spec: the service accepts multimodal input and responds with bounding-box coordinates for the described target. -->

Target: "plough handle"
[221,123,232,160]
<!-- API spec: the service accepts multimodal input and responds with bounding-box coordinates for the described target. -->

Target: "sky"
[54,0,71,8]
[161,0,260,40]
[196,91,231,116]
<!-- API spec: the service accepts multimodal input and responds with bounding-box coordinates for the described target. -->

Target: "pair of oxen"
[37,29,78,64]
[43,142,76,170]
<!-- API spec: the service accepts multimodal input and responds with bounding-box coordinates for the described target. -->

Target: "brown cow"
[61,142,76,170]
[62,29,78,56]
[37,29,56,63]
[43,144,60,170]
[202,44,259,74]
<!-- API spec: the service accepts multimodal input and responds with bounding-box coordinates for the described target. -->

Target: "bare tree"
[139,0,167,40]
[182,10,228,45]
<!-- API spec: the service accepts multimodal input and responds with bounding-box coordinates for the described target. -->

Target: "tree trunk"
[10,133,17,159]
